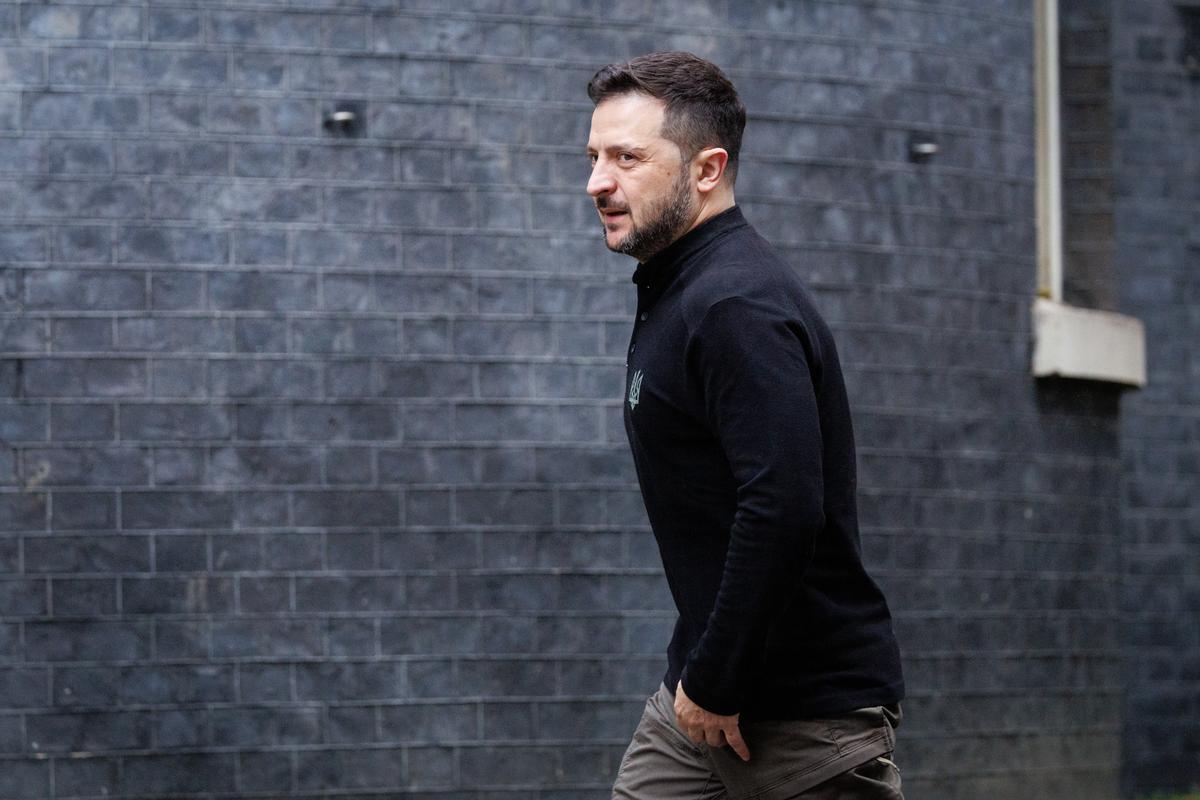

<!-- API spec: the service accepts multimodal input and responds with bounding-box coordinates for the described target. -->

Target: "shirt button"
[640,313,648,321]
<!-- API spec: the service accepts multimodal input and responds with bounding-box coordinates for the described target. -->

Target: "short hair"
[587,51,747,185]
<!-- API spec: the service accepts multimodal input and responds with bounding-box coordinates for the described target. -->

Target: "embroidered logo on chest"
[628,370,644,410]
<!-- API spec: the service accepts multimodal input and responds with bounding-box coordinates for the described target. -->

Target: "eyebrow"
[586,143,649,155]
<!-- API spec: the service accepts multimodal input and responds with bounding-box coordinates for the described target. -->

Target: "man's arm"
[679,294,826,716]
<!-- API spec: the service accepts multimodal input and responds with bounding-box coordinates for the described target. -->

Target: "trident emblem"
[628,370,644,410]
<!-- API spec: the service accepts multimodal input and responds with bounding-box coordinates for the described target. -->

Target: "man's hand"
[674,680,751,762]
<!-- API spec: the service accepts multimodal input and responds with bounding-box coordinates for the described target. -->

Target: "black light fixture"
[323,101,365,137]
[908,134,938,164]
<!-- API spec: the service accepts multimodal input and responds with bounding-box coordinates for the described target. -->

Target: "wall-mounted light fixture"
[908,136,938,163]
[323,102,365,137]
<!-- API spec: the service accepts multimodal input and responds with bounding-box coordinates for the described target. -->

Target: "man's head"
[585,52,746,261]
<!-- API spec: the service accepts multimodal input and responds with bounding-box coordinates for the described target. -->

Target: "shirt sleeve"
[678,295,825,715]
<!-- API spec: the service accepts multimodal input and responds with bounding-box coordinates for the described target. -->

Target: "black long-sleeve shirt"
[623,206,904,720]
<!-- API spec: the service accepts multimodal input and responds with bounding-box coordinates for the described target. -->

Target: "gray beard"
[604,169,694,263]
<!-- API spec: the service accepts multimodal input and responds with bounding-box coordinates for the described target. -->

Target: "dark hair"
[587,51,746,184]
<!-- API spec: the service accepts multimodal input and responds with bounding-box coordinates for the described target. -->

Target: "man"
[585,52,906,798]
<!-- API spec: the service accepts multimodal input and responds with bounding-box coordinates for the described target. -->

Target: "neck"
[682,188,736,236]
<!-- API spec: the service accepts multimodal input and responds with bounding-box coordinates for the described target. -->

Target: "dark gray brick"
[238,750,295,794]
[49,316,112,352]
[292,317,397,355]
[153,534,208,572]
[0,668,46,708]
[327,704,378,743]
[212,618,323,658]
[406,488,452,526]
[210,10,322,48]
[116,141,228,176]
[149,271,202,310]
[0,225,47,262]
[232,51,289,90]
[379,188,474,228]
[0,411,35,458]
[325,359,374,398]
[291,402,395,441]
[0,760,49,799]
[458,748,561,786]
[233,142,288,178]
[0,490,46,531]
[210,272,319,312]
[123,576,233,614]
[118,226,228,265]
[210,359,319,399]
[22,6,142,41]
[27,710,152,753]
[48,140,113,178]
[50,490,117,530]
[148,8,201,42]
[208,97,316,136]
[24,535,149,573]
[150,358,207,397]
[455,404,556,443]
[213,706,321,746]
[25,620,149,661]
[233,229,287,265]
[114,49,226,89]
[26,269,145,310]
[369,101,472,141]
[0,47,44,84]
[380,531,477,571]
[149,92,204,132]
[324,448,375,486]
[235,403,289,440]
[23,92,142,132]
[376,274,473,314]
[293,230,398,268]
[48,47,111,86]
[237,663,292,703]
[260,532,321,568]
[122,754,236,795]
[210,445,320,485]
[53,758,120,798]
[235,316,289,352]
[0,317,46,353]
[293,490,397,527]
[22,358,145,398]
[23,447,148,487]
[120,402,231,440]
[378,362,471,398]
[236,575,290,613]
[123,490,233,530]
[295,747,404,791]
[295,661,402,702]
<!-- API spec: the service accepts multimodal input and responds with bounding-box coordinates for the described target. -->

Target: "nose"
[587,161,616,199]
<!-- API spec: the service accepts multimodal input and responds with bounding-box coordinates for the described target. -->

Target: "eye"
[617,152,636,164]
[588,153,597,166]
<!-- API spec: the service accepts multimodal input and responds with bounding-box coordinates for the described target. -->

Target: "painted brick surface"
[1111,0,1200,795]
[0,1,1142,797]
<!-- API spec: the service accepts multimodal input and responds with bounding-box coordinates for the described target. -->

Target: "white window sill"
[1032,298,1147,387]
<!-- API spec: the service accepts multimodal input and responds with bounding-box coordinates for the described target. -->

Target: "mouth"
[600,209,629,223]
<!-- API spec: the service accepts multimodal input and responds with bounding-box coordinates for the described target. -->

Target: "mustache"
[596,197,629,213]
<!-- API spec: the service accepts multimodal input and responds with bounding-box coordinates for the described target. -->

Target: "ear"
[693,147,729,194]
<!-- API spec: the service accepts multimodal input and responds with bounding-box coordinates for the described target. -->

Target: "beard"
[598,166,695,263]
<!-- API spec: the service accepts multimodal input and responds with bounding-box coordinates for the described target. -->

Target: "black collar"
[630,206,748,294]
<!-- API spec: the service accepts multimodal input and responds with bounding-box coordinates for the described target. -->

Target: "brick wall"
[1112,0,1200,795]
[0,1,1128,797]
[1060,0,1117,310]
